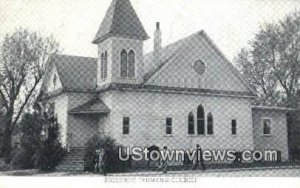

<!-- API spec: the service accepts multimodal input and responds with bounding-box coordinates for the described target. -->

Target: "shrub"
[37,122,64,171]
[10,109,64,171]
[84,135,130,173]
[11,148,33,169]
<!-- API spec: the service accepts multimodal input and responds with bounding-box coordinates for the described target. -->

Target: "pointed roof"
[43,54,98,91]
[92,0,149,44]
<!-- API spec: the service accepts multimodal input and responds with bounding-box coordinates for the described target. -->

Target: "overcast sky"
[1,0,300,61]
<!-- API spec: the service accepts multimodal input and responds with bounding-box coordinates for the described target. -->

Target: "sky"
[0,0,300,61]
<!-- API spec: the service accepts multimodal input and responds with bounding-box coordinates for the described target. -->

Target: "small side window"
[123,117,130,135]
[262,119,272,135]
[232,120,237,135]
[166,117,172,135]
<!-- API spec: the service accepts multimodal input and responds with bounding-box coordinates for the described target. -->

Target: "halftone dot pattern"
[28,0,300,176]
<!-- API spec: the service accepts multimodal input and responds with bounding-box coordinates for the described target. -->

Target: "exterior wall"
[47,94,68,147]
[252,109,289,161]
[99,91,113,135]
[97,37,144,86]
[67,92,99,147]
[103,90,254,153]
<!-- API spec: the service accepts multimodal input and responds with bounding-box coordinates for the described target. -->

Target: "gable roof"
[143,33,196,84]
[48,54,97,91]
[92,0,149,44]
[143,30,254,94]
[69,98,110,114]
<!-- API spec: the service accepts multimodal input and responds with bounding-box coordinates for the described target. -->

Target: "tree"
[235,11,300,107]
[0,28,59,163]
[235,11,300,160]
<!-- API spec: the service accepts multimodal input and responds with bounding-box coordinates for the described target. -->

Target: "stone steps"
[56,148,85,172]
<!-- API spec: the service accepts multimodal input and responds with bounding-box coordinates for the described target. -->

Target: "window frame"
[128,50,136,78]
[122,117,130,135]
[261,118,272,136]
[188,112,195,135]
[166,117,173,135]
[207,112,214,135]
[197,105,205,135]
[120,49,128,78]
[53,74,57,90]
[103,51,108,79]
[231,119,237,135]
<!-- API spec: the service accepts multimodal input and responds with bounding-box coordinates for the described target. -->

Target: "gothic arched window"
[101,53,104,79]
[197,105,205,135]
[104,51,108,79]
[128,50,135,78]
[188,112,195,135]
[120,49,128,78]
[207,112,213,135]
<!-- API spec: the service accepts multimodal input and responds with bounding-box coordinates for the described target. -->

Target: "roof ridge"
[53,54,97,60]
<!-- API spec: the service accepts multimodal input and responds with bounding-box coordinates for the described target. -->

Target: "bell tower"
[92,0,149,87]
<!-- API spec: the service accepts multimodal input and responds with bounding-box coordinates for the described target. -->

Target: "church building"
[41,0,290,165]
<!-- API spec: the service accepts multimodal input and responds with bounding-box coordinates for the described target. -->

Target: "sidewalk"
[0,165,300,177]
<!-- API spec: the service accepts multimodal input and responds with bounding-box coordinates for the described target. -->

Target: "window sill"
[187,134,198,137]
[164,135,173,137]
[122,135,130,138]
[262,134,272,137]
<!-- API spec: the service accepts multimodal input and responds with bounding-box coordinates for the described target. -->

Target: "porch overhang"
[68,98,110,115]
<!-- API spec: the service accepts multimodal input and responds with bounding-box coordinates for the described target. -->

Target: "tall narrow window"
[166,117,172,135]
[53,74,57,90]
[120,50,128,78]
[101,53,104,80]
[262,119,271,135]
[103,51,108,79]
[128,50,135,78]
[188,112,195,135]
[207,113,213,135]
[232,120,237,135]
[197,105,205,135]
[123,117,130,135]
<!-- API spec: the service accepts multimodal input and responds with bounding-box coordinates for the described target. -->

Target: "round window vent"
[193,60,206,75]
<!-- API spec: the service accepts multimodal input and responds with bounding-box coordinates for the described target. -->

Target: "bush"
[38,122,64,171]
[10,110,64,171]
[11,148,33,169]
[84,135,130,173]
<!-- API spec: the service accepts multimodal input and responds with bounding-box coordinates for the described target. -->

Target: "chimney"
[154,22,162,66]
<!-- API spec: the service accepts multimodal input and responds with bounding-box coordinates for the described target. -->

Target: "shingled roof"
[69,98,110,114]
[50,54,97,91]
[92,0,149,44]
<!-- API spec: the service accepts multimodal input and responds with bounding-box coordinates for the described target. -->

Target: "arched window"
[104,51,108,79]
[120,49,128,78]
[207,113,213,135]
[128,50,135,78]
[197,105,205,135]
[101,53,104,80]
[188,112,195,135]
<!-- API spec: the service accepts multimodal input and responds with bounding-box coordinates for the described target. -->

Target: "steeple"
[92,0,149,44]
